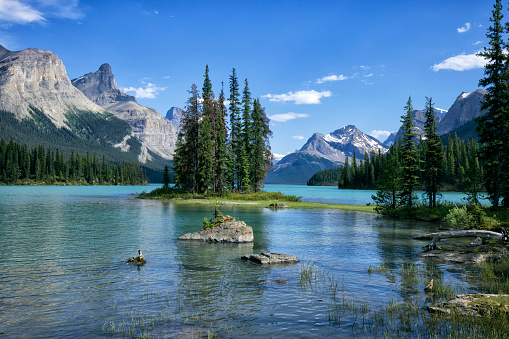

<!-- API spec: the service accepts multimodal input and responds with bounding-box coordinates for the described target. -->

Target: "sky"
[0,0,493,159]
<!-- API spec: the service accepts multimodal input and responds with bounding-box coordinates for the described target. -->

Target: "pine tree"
[197,114,214,193]
[162,165,170,188]
[228,68,242,190]
[214,86,228,194]
[173,84,201,192]
[423,97,443,207]
[240,78,252,191]
[250,99,268,191]
[399,96,420,209]
[476,0,509,209]
[372,147,401,211]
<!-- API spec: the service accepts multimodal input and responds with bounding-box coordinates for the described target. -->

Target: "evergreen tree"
[162,165,170,188]
[476,0,509,208]
[173,84,201,192]
[423,97,443,207]
[197,114,214,193]
[250,99,268,191]
[372,148,401,211]
[228,68,242,190]
[399,96,420,209]
[214,86,228,194]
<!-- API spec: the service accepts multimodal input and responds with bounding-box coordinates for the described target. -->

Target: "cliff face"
[0,45,105,128]
[72,64,177,162]
[437,89,486,136]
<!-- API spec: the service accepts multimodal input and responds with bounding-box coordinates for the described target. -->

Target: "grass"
[138,187,377,213]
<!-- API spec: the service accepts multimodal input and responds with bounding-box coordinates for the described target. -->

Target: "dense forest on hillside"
[307,133,480,193]
[0,138,147,185]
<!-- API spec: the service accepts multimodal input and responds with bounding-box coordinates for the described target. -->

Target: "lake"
[0,185,477,338]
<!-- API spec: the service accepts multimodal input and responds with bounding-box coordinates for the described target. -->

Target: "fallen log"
[423,235,441,251]
[414,230,503,240]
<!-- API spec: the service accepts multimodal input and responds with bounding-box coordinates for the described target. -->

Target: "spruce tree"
[214,86,228,194]
[197,114,214,193]
[477,0,509,209]
[372,147,401,211]
[423,97,443,208]
[162,165,170,188]
[250,99,268,191]
[228,68,242,190]
[399,96,420,209]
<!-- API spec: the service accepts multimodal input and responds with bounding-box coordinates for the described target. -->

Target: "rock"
[72,64,178,162]
[178,221,253,243]
[428,294,509,317]
[268,203,289,209]
[127,250,146,266]
[241,252,299,265]
[470,237,484,246]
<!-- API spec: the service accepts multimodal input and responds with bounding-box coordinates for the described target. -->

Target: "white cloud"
[122,82,166,99]
[457,23,471,33]
[473,41,482,46]
[268,112,309,122]
[316,74,348,83]
[364,73,374,77]
[262,90,332,104]
[0,0,45,24]
[162,75,170,79]
[370,130,393,140]
[432,52,487,71]
[292,135,305,140]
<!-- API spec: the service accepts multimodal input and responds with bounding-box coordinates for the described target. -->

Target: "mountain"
[382,132,397,146]
[265,125,388,184]
[386,108,448,146]
[72,64,178,162]
[165,107,183,133]
[437,89,486,136]
[0,45,143,163]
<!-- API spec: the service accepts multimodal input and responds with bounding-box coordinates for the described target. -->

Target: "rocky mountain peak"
[437,89,486,136]
[0,45,104,128]
[72,63,134,106]
[165,107,183,132]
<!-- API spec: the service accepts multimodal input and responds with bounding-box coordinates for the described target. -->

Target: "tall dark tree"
[399,96,420,209]
[423,97,443,207]
[162,165,170,188]
[197,114,213,193]
[372,147,401,211]
[228,68,242,190]
[214,85,228,193]
[476,0,509,208]
[173,84,201,192]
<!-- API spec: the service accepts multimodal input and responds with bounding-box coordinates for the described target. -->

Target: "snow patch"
[460,92,471,99]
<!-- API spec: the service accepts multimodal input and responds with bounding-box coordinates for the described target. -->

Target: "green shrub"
[445,206,475,229]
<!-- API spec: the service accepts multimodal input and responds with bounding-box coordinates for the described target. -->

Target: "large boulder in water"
[178,221,253,243]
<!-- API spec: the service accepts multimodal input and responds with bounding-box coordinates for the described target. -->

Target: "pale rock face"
[436,89,486,136]
[72,64,177,162]
[0,45,105,128]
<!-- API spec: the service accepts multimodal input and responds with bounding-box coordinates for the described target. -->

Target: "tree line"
[173,66,273,193]
[0,138,147,185]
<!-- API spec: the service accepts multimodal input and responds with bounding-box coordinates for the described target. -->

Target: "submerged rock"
[127,250,146,266]
[178,221,253,243]
[267,203,289,209]
[242,252,299,265]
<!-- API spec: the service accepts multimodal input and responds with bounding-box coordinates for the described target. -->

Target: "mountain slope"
[72,64,178,162]
[437,89,486,136]
[386,108,447,145]
[0,45,142,163]
[265,125,388,184]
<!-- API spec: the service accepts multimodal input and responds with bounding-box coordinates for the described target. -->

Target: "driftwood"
[423,235,441,251]
[502,227,509,242]
[414,230,503,240]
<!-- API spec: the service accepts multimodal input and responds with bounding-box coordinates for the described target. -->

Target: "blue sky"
[0,0,492,159]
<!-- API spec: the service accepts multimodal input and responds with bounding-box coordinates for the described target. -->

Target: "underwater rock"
[178,221,253,243]
[242,252,299,265]
[267,203,289,209]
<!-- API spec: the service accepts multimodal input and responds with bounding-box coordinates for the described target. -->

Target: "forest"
[0,138,147,185]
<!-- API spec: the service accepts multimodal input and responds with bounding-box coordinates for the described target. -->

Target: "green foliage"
[423,97,443,208]
[0,138,147,185]
[307,167,341,186]
[399,96,420,209]
[445,206,475,229]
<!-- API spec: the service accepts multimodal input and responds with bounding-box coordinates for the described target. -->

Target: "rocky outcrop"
[428,294,509,317]
[72,64,178,162]
[437,90,486,136]
[241,252,299,265]
[165,107,183,134]
[0,45,106,128]
[390,108,447,143]
[178,221,254,243]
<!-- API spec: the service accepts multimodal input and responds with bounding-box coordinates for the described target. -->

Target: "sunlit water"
[0,185,476,338]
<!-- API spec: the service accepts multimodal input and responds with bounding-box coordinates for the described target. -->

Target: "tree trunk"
[414,230,503,240]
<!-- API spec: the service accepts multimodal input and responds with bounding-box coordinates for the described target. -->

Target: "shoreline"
[139,196,377,213]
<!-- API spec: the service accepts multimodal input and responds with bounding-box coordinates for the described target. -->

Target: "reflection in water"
[0,186,478,337]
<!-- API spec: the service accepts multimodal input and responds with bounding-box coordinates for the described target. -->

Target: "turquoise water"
[0,185,474,338]
[265,184,469,205]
